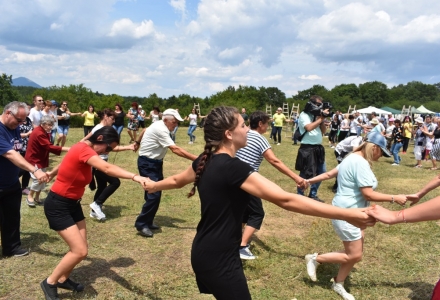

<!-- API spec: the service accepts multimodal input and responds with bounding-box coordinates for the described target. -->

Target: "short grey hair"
[3,101,29,115]
[40,115,54,126]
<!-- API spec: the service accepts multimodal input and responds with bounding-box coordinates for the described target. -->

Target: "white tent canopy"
[416,105,436,114]
[355,106,393,115]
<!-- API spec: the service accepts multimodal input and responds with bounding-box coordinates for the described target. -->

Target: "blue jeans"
[135,156,163,229]
[391,142,403,164]
[51,129,57,144]
[297,162,326,198]
[113,125,124,136]
[187,125,197,142]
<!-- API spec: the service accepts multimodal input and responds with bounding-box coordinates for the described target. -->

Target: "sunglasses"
[10,112,25,123]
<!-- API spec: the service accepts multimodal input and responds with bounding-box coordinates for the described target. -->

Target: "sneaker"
[331,279,355,300]
[26,197,36,207]
[305,253,319,281]
[331,146,335,148]
[90,211,100,220]
[89,202,106,221]
[391,163,400,166]
[22,188,30,195]
[188,141,193,144]
[277,143,281,145]
[414,165,423,168]
[41,279,60,300]
[4,247,29,257]
[57,278,84,292]
[239,246,256,260]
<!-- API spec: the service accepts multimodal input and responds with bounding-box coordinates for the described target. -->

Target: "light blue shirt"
[298,112,322,145]
[332,154,377,209]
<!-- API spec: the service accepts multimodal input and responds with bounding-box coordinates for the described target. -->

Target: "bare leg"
[46,220,88,285]
[241,225,256,246]
[316,236,364,283]
[60,135,67,147]
[127,130,134,141]
[56,134,64,146]
[133,131,137,143]
[28,189,36,202]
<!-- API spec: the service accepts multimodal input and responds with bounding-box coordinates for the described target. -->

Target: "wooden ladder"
[348,105,356,114]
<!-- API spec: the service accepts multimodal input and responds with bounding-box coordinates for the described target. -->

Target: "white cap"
[163,108,183,121]
[138,105,142,108]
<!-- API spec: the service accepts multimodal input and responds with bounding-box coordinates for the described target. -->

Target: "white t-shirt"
[29,108,42,126]
[333,154,377,209]
[340,119,350,132]
[188,113,198,126]
[150,111,160,123]
[349,120,358,134]
[91,124,107,160]
[138,120,175,159]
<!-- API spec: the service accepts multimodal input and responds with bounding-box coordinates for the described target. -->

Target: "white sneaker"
[331,146,335,148]
[277,143,281,145]
[90,202,106,221]
[239,246,256,260]
[391,163,400,166]
[90,211,99,219]
[188,141,193,144]
[305,253,319,281]
[331,279,355,300]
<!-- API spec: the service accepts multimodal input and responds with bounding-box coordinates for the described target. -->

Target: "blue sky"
[1,0,439,98]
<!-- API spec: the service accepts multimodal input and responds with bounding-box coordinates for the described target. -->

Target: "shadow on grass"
[375,281,434,300]
[153,215,193,230]
[70,256,164,299]
[19,231,64,257]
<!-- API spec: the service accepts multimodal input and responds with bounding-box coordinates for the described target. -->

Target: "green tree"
[359,81,388,107]
[0,73,20,106]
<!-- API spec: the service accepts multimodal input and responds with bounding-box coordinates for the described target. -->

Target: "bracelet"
[32,168,41,174]
[397,209,407,223]
[135,141,140,145]
[131,174,137,181]
[391,195,394,204]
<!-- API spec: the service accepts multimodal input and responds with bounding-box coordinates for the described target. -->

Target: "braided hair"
[188,106,239,197]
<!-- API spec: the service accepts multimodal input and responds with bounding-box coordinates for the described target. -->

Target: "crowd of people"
[1,97,440,300]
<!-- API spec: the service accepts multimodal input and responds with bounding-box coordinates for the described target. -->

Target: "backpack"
[293,126,307,142]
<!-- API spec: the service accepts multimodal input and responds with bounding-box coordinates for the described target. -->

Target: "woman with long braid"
[142,106,375,299]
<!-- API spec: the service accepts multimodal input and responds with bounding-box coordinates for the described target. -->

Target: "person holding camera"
[295,95,330,202]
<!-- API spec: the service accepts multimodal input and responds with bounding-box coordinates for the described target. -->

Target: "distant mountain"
[12,77,42,88]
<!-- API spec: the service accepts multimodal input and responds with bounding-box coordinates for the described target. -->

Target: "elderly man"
[134,109,197,237]
[0,101,48,257]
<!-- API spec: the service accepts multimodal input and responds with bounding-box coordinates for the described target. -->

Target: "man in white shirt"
[28,95,44,128]
[133,109,197,238]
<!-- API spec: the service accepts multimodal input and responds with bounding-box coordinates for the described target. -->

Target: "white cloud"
[299,75,321,80]
[170,0,186,14]
[108,19,155,39]
[263,75,283,81]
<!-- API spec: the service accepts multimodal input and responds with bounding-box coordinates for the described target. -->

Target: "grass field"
[1,126,440,300]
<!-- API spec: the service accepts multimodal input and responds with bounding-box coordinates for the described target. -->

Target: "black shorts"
[242,194,265,229]
[44,191,85,231]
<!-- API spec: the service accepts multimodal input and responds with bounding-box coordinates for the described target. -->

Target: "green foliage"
[0,73,20,107]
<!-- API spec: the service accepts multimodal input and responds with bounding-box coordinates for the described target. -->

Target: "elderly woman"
[413,117,426,168]
[24,115,69,206]
[303,132,409,300]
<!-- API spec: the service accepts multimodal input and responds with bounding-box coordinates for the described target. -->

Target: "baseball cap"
[163,108,183,121]
[370,118,379,125]
[365,132,391,157]
[388,117,395,122]
[138,105,142,108]
[415,117,424,123]
[50,100,58,106]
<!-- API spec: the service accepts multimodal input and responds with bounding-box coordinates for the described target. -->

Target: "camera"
[304,101,333,117]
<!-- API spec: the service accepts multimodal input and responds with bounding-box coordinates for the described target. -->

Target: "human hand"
[365,204,399,225]
[46,171,56,182]
[393,194,407,206]
[406,193,421,206]
[35,169,49,183]
[297,178,309,190]
[133,143,140,153]
[126,143,136,151]
[346,208,377,229]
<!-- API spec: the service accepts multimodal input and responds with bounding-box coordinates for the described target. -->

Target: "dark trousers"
[273,127,282,143]
[403,137,410,152]
[83,126,94,137]
[94,169,121,206]
[135,156,163,229]
[0,181,22,255]
[19,153,30,189]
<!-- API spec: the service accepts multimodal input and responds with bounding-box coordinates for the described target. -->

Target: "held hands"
[406,193,421,206]
[365,204,398,225]
[346,208,377,229]
[133,143,140,153]
[393,194,407,206]
[35,169,49,183]
[296,178,309,190]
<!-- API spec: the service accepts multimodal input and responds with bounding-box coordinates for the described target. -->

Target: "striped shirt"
[236,130,271,171]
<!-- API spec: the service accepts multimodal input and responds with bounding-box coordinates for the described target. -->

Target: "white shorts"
[30,167,47,192]
[332,219,362,242]
[414,145,424,160]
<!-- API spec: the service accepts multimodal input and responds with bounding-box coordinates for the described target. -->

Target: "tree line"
[1,73,440,127]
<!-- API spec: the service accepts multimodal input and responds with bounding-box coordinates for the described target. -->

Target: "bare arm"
[86,156,148,185]
[240,172,375,228]
[304,116,326,132]
[307,168,339,184]
[360,186,407,205]
[133,128,147,152]
[367,195,440,224]
[169,145,198,161]
[2,150,48,182]
[144,166,196,193]
[80,131,94,142]
[406,174,440,204]
[263,149,302,184]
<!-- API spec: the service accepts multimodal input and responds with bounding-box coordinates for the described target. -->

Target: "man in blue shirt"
[0,101,48,257]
